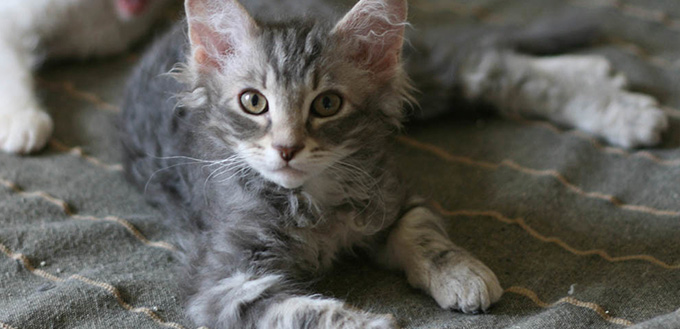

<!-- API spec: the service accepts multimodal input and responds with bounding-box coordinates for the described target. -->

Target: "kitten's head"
[182,0,411,189]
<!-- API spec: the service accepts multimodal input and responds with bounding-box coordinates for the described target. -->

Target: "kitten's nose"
[274,144,305,162]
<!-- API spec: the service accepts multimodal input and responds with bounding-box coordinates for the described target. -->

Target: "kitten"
[0,0,168,154]
[121,0,667,328]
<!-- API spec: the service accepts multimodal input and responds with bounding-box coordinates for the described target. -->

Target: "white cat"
[0,0,168,154]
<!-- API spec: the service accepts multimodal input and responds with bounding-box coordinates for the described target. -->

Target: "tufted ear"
[332,0,408,78]
[185,0,258,70]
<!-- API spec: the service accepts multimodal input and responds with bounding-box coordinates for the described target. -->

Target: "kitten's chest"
[281,177,399,270]
[288,208,375,271]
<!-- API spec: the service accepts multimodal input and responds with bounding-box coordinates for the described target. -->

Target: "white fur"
[0,0,166,153]
[527,55,668,148]
[260,296,397,329]
[187,272,285,327]
[380,207,503,313]
[461,52,669,148]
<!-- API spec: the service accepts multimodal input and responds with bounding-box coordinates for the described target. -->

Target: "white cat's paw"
[428,256,503,314]
[0,109,53,154]
[599,92,668,148]
[534,55,669,148]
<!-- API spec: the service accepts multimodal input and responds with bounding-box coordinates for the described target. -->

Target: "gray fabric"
[1,0,679,328]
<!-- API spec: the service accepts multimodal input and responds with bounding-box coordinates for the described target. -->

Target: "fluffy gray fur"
[120,0,667,328]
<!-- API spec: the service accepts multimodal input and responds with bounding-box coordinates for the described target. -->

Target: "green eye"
[311,92,342,118]
[240,90,268,115]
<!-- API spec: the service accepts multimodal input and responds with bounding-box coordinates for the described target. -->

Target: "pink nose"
[273,144,305,162]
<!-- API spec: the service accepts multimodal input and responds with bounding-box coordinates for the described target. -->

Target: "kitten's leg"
[377,206,503,313]
[187,271,397,329]
[0,38,53,154]
[460,50,668,148]
[185,235,398,329]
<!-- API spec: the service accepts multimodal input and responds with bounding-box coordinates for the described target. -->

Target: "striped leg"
[259,296,397,329]
[379,206,503,313]
[187,271,397,329]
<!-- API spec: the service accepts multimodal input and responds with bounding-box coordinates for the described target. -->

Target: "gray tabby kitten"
[121,0,667,328]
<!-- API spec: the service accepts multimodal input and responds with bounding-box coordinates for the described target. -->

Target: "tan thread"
[36,78,121,113]
[0,242,186,329]
[0,322,19,329]
[0,177,175,252]
[72,215,176,251]
[433,203,680,269]
[48,139,124,172]
[0,242,64,282]
[506,286,634,326]
[511,116,680,166]
[396,136,680,217]
[71,275,186,329]
[0,178,73,215]
[569,0,680,33]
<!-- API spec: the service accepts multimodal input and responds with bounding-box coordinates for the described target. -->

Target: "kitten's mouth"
[269,165,307,189]
[275,165,305,175]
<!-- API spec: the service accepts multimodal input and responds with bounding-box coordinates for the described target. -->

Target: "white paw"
[0,109,53,153]
[598,92,668,148]
[427,255,503,314]
[534,55,668,148]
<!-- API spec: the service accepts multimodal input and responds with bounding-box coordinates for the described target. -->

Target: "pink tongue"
[118,0,149,16]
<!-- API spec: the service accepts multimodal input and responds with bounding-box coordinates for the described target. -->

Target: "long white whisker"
[144,157,219,195]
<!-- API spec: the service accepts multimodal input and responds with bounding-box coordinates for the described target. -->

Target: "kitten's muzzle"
[274,144,305,162]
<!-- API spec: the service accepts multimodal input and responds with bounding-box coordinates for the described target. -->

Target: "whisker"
[144,159,211,195]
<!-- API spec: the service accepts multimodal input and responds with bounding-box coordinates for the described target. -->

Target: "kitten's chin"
[264,167,308,189]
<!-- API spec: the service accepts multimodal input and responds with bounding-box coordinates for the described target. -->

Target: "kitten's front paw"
[598,93,668,148]
[428,256,503,314]
[0,109,53,153]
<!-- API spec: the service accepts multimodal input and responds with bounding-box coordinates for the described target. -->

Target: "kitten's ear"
[332,0,408,77]
[185,0,258,69]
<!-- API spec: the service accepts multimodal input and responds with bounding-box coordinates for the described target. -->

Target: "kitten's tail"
[503,10,601,55]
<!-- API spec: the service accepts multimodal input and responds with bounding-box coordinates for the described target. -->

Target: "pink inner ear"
[352,16,403,72]
[117,0,151,16]
[335,0,407,76]
[185,0,260,70]
[189,22,235,69]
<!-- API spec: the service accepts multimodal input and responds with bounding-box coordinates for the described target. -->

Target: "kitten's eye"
[311,92,342,118]
[240,90,268,115]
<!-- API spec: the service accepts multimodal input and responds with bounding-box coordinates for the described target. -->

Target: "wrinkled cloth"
[1,0,679,328]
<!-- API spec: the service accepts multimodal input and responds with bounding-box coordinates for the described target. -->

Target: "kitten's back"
[120,24,194,211]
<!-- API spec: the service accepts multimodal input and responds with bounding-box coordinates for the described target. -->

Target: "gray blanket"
[1,0,679,328]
